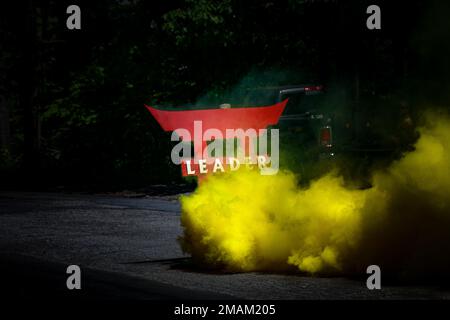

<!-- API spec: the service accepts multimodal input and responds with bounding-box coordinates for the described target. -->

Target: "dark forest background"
[1,0,450,190]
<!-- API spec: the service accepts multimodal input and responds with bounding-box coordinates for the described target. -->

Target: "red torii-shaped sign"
[145,99,288,176]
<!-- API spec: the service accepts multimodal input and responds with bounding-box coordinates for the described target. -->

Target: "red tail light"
[320,126,332,147]
[304,85,323,92]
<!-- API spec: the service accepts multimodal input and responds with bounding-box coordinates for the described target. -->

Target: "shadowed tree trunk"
[19,0,39,175]
[0,6,10,155]
[0,95,9,152]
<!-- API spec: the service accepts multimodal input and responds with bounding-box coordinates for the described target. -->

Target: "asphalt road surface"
[0,192,449,300]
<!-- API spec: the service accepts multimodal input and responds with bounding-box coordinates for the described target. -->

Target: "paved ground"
[0,192,449,299]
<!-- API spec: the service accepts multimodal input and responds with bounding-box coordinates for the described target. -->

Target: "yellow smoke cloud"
[179,111,450,277]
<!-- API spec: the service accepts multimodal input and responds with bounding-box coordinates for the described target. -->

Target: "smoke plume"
[179,110,450,278]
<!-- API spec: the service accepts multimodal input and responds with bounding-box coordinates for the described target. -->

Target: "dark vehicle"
[240,85,334,181]
[242,85,415,184]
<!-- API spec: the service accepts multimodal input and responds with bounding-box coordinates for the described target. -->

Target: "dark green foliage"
[0,0,449,190]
